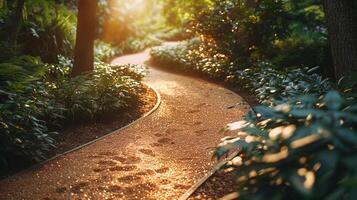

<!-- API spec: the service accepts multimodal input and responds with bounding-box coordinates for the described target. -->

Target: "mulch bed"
[52,84,157,155]
[189,171,236,200]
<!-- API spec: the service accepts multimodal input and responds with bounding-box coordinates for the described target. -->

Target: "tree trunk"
[9,0,25,46]
[72,0,98,76]
[323,0,357,80]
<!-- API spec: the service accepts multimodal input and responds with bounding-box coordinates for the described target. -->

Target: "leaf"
[30,28,40,38]
[342,155,357,171]
[307,66,320,73]
[290,109,325,118]
[335,128,357,145]
[253,106,281,119]
[288,170,313,198]
[323,91,343,110]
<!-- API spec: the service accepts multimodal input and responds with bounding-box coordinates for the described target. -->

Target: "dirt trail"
[0,46,249,200]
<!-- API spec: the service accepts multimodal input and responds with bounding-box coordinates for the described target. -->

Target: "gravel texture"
[0,47,249,200]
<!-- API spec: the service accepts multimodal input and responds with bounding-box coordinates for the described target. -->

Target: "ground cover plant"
[0,60,145,174]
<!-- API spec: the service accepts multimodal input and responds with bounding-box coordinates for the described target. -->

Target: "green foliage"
[150,38,231,79]
[95,40,122,62]
[20,2,76,63]
[150,39,200,70]
[271,35,328,68]
[52,62,145,120]
[159,0,328,69]
[216,90,357,199]
[0,0,77,63]
[0,61,145,174]
[232,65,331,104]
[160,0,213,27]
[191,0,289,65]
[0,55,47,88]
[118,37,162,54]
[157,28,192,41]
[95,37,162,62]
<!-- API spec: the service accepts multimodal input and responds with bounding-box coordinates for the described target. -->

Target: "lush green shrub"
[271,34,329,69]
[216,90,357,199]
[191,0,289,65]
[232,65,331,104]
[150,38,231,78]
[162,0,329,71]
[0,61,145,174]
[119,37,162,54]
[0,56,47,88]
[8,1,76,63]
[94,40,122,62]
[52,62,145,120]
[157,28,193,41]
[150,39,199,70]
[150,41,331,102]
[0,1,76,63]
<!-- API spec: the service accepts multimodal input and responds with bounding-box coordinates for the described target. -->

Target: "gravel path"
[0,46,249,200]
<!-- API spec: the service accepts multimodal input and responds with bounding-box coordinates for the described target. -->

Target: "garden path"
[0,44,249,200]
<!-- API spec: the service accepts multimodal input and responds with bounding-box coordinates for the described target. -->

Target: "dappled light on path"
[0,46,250,199]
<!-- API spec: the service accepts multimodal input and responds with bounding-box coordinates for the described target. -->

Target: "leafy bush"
[150,38,231,79]
[157,28,193,41]
[191,0,289,65]
[0,1,76,63]
[17,2,76,63]
[216,90,357,199]
[0,56,47,88]
[53,62,145,120]
[150,39,199,70]
[0,61,145,174]
[95,40,122,62]
[119,37,162,54]
[232,65,331,104]
[271,34,329,69]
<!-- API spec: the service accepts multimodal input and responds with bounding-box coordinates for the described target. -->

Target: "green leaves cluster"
[217,90,357,199]
[0,0,77,63]
[0,61,145,174]
[232,65,331,104]
[150,38,232,79]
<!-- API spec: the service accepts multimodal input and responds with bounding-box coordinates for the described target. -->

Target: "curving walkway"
[0,46,250,200]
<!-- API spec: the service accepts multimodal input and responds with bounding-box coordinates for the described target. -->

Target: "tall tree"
[72,0,98,76]
[323,0,357,80]
[8,0,25,45]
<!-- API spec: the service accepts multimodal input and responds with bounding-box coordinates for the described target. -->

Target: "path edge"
[178,151,239,200]
[2,82,161,180]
